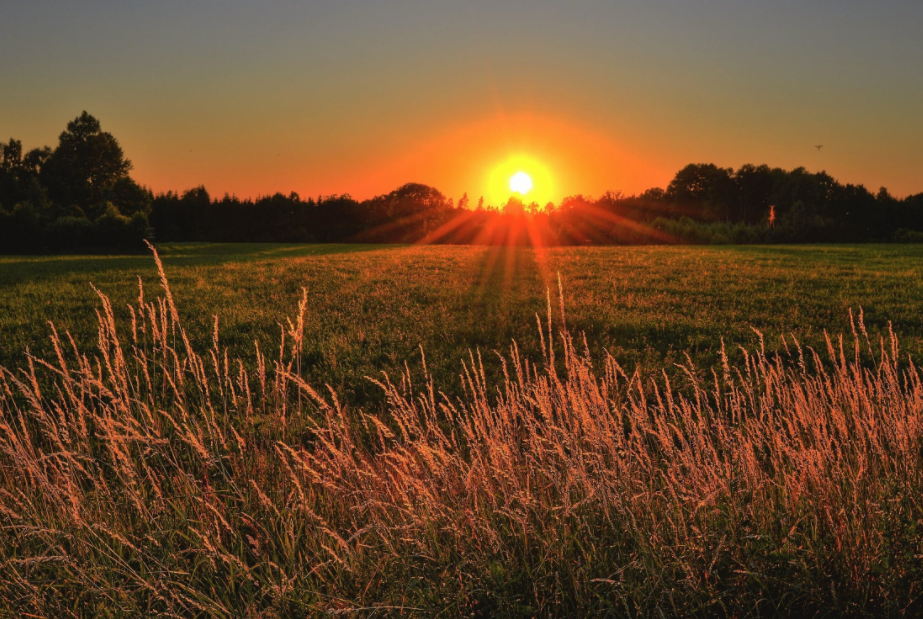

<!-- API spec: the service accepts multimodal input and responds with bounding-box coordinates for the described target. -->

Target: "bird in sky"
[815,145,824,151]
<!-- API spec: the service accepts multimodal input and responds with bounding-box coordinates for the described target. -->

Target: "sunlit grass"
[2,243,923,411]
[0,246,922,616]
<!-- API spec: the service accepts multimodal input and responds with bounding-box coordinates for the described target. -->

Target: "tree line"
[3,112,923,252]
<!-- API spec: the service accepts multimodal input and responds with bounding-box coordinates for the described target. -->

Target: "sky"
[2,0,922,204]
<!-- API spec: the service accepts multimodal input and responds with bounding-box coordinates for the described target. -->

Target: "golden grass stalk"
[0,247,921,617]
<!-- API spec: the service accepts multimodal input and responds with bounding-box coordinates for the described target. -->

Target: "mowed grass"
[2,242,923,407]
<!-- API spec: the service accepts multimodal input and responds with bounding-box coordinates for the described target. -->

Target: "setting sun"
[485,154,556,206]
[509,171,533,195]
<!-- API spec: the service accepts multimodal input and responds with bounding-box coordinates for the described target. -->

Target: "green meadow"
[1,243,922,405]
[4,243,923,616]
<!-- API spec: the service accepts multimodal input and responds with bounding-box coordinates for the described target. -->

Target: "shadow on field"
[155,242,392,263]
[0,243,391,287]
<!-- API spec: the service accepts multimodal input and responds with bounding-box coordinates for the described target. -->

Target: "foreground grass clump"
[1,249,922,617]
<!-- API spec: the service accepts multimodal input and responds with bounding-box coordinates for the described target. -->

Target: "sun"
[509,171,533,195]
[485,155,554,206]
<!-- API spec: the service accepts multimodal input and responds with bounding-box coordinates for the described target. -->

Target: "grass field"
[2,243,923,617]
[2,242,923,408]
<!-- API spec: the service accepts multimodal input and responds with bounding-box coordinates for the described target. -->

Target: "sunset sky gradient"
[2,0,921,203]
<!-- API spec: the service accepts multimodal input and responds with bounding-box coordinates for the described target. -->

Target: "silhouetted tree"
[22,147,52,176]
[42,112,133,211]
[666,163,735,220]
[1,139,23,172]
[8,111,923,252]
[107,177,152,216]
[734,164,775,224]
[503,195,525,216]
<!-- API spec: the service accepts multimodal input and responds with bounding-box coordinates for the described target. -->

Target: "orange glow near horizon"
[491,158,549,204]
[121,113,670,206]
[334,113,669,208]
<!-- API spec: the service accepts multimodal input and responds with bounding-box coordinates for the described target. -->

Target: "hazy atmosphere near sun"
[2,0,922,202]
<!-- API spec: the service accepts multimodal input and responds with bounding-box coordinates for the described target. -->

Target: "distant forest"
[3,112,923,252]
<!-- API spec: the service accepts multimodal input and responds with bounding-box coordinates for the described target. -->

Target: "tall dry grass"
[1,247,922,618]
